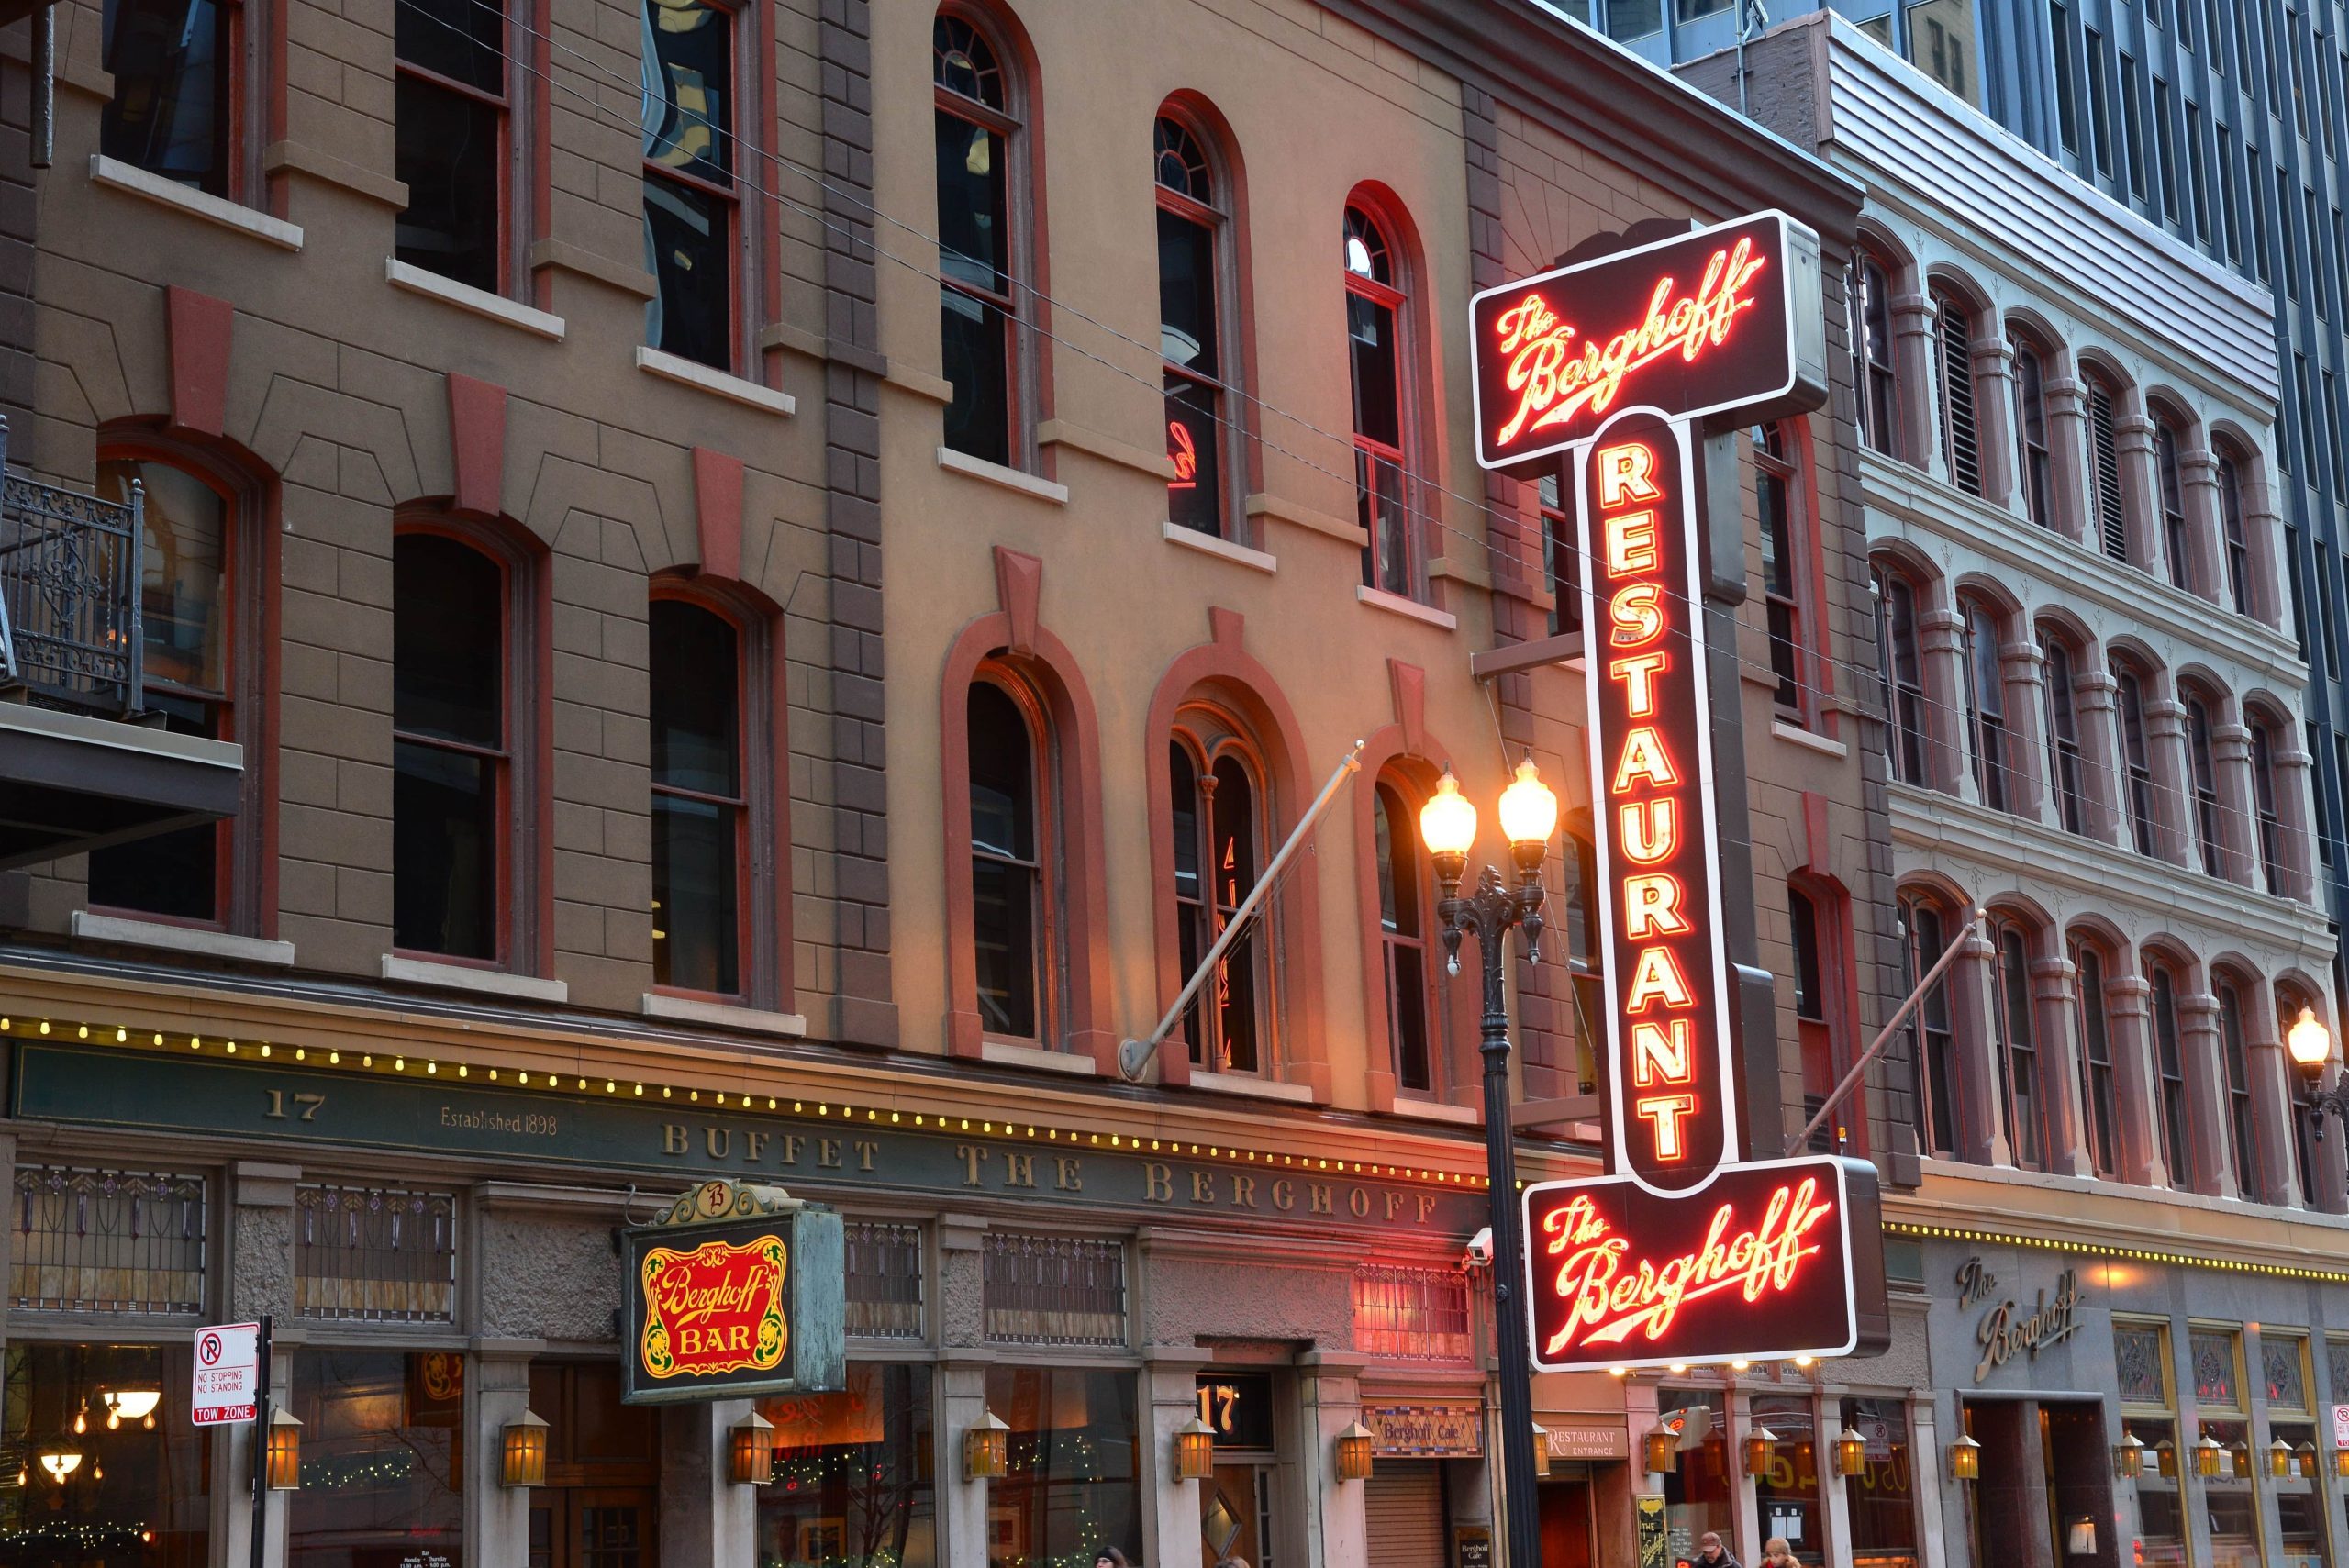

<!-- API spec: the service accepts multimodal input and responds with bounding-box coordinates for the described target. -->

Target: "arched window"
[2040,628,2085,833]
[1170,727,1268,1073]
[641,0,739,369]
[967,679,1047,1040]
[2114,660,2159,854]
[2154,417,2196,593]
[88,455,237,922]
[2009,330,2054,528]
[392,530,508,961]
[2182,685,2223,875]
[650,598,748,996]
[1874,563,1928,786]
[1345,204,1415,596]
[2070,938,2119,1177]
[2215,976,2261,1199]
[2084,370,2128,562]
[1754,423,1806,717]
[2147,957,2192,1184]
[2249,715,2286,894]
[1373,776,1436,1095]
[1156,113,1236,539]
[1990,915,2044,1169]
[1931,287,1981,494]
[1899,892,1957,1157]
[1851,251,1898,458]
[1789,884,1854,1151]
[1961,596,2009,811]
[934,11,1022,467]
[2216,441,2253,615]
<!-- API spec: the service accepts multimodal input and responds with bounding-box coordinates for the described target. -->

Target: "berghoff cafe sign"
[1364,1404,1485,1458]
[1956,1256,2082,1383]
[9,1043,1491,1236]
[1474,212,1889,1373]
[620,1179,844,1404]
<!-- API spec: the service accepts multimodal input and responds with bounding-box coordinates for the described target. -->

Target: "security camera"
[1462,1228,1494,1270]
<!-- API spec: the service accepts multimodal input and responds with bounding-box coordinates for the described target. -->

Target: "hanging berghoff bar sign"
[620,1178,845,1403]
[1469,211,1892,1373]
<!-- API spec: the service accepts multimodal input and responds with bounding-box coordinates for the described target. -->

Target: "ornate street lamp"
[1643,1428,1678,1475]
[1419,759,1557,1568]
[2268,1438,2295,1478]
[2285,1007,2349,1138]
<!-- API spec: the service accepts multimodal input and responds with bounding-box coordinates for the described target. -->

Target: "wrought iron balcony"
[0,422,240,873]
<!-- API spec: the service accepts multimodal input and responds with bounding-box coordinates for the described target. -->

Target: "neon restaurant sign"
[1469,210,1887,1373]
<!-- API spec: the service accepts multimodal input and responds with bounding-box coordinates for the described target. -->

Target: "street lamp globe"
[1497,758,1559,864]
[2288,1006,2332,1072]
[1419,771,1478,870]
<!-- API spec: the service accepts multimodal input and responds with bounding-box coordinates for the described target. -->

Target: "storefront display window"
[0,1341,210,1566]
[756,1363,935,1568]
[984,1367,1141,1568]
[1658,1388,1731,1568]
[2195,1330,2260,1568]
[1751,1394,1820,1565]
[2119,1317,2184,1568]
[1841,1397,1918,1568]
[287,1350,463,1568]
[2266,1333,2325,1568]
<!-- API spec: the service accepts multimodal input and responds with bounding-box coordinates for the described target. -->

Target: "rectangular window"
[1353,1265,1475,1361]
[2311,189,2328,318]
[395,0,507,295]
[982,1233,1126,1346]
[2299,355,2321,477]
[2118,1318,2184,1562]
[2054,8,2081,153]
[2219,126,2243,263]
[2321,552,2342,677]
[642,0,738,370]
[2314,723,2332,868]
[984,1370,1142,1566]
[2288,525,2309,660]
[2154,82,2181,219]
[1607,0,1662,39]
[102,0,238,196]
[2233,0,2254,81]
[392,532,509,962]
[2188,104,2211,242]
[845,1220,926,1340]
[11,1165,206,1315]
[651,598,749,996]
[2251,146,2273,282]
[1540,474,1581,639]
[1755,424,1806,717]
[1905,0,1978,105]
[1,1343,212,1558]
[2087,33,2117,178]
[2121,55,2149,197]
[2328,373,2345,501]
[294,1184,457,1322]
[2283,170,2304,299]
[288,1351,465,1567]
[756,1364,935,1561]
[2073,945,2118,1174]
[1842,1398,1920,1567]
[2292,18,2311,134]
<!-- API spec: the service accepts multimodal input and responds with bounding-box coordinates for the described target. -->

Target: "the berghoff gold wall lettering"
[1958,1256,2082,1382]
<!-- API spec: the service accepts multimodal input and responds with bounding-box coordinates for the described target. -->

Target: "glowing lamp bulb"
[2288,1006,2332,1070]
[1419,772,1477,860]
[1497,757,1559,850]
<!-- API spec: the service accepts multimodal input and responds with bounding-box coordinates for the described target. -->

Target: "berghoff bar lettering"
[10,1042,1488,1234]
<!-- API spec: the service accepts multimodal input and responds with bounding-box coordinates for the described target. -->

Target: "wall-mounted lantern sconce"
[728,1412,776,1486]
[1744,1428,1779,1478]
[2112,1433,2145,1480]
[1948,1433,1981,1483]
[1643,1429,1677,1475]
[1174,1418,1216,1482]
[963,1411,1009,1481]
[1335,1422,1375,1483]
[265,1407,304,1491]
[500,1411,550,1488]
[1832,1427,1867,1478]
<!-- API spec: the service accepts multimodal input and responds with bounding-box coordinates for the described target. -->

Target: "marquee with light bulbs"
[1470,211,1891,1373]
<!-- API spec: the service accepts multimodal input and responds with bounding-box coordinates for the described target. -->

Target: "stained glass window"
[2192,1329,2243,1407]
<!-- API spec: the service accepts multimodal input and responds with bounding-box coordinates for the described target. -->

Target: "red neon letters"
[1582,414,1731,1190]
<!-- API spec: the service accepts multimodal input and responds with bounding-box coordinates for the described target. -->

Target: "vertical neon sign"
[1576,409,1738,1191]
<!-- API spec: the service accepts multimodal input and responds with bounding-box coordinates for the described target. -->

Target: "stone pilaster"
[2000,639,2049,821]
[2070,669,2127,846]
[2141,694,2197,867]
[2032,954,2092,1177]
[2042,374,2092,545]
[1891,292,1936,470]
[2112,413,2165,576]
[1970,333,2018,506]
[2177,991,2232,1198]
[2103,975,2166,1188]
[1918,607,1974,800]
[2210,720,2258,888]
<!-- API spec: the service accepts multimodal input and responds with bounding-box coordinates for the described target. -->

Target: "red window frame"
[2070,939,2119,1177]
[2154,418,2194,593]
[395,0,512,289]
[967,667,1059,1046]
[649,587,755,1003]
[642,0,741,368]
[1154,112,1230,537]
[1989,915,2044,1169]
[1344,203,1416,597]
[934,13,1021,449]
[1373,773,1440,1098]
[1170,728,1272,1076]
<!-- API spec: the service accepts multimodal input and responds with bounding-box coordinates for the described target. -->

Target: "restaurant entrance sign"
[1471,212,1887,1373]
[619,1179,844,1404]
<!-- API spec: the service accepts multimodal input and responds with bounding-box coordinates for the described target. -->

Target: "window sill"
[937,447,1069,505]
[1162,520,1275,573]
[72,910,295,967]
[640,993,807,1038]
[1188,1070,1314,1104]
[980,1039,1098,1076]
[90,155,303,250]
[1771,719,1847,758]
[382,953,569,1005]
[634,347,796,417]
[1386,1096,1481,1127]
[1356,584,1458,630]
[387,259,565,339]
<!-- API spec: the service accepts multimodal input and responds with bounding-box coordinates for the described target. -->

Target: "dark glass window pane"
[650,601,740,795]
[106,461,228,693]
[1210,754,1260,1073]
[971,854,1037,1038]
[1170,743,1199,904]
[3,1342,212,1562]
[1165,375,1223,537]
[1358,449,1408,595]
[395,77,502,295]
[1157,209,1219,378]
[935,111,1008,294]
[394,535,503,746]
[394,738,497,958]
[101,0,228,194]
[653,792,737,995]
[931,17,1004,107]
[640,0,730,185]
[644,176,731,368]
[755,1363,936,1563]
[1348,294,1401,450]
[396,0,502,91]
[940,286,1011,467]
[985,1368,1141,1566]
[1791,889,1823,1020]
[89,695,220,918]
[288,1351,464,1568]
[970,684,1041,1039]
[969,683,1035,862]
